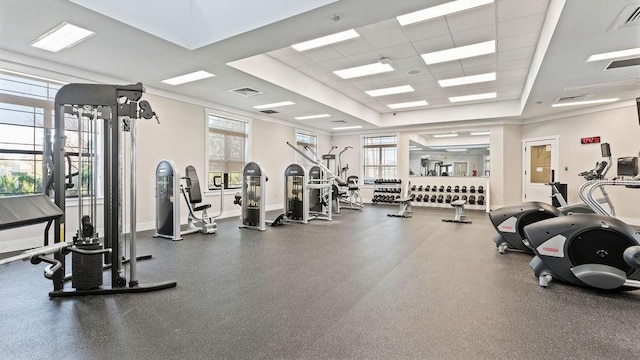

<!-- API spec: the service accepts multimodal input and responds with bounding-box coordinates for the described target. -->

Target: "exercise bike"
[490,143,613,254]
[523,155,640,290]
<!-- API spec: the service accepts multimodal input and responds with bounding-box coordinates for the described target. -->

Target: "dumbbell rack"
[408,181,490,212]
[371,179,402,204]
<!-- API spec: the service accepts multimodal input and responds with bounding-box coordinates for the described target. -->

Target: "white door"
[522,137,559,203]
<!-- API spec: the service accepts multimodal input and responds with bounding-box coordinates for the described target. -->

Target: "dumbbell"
[430,195,437,202]
[468,195,476,205]
[454,186,460,193]
[445,195,452,203]
[416,194,423,201]
[478,186,484,194]
[418,185,423,191]
[411,185,416,191]
[437,195,444,203]
[470,186,476,193]
[461,186,467,193]
[461,195,468,201]
[452,195,460,202]
[477,195,485,205]
[424,185,430,191]
[439,186,445,192]
[410,193,416,201]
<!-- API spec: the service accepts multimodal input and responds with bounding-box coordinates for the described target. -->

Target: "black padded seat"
[0,194,63,231]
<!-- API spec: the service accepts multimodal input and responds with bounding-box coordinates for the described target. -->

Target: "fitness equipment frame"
[240,162,266,231]
[154,160,182,240]
[283,164,309,224]
[180,165,223,234]
[45,82,176,297]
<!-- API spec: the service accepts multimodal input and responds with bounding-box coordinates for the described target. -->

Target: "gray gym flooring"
[1,205,639,360]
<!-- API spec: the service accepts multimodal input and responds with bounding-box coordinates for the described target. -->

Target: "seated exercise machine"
[524,153,640,290]
[180,165,223,234]
[490,143,613,254]
[1,83,176,297]
[154,161,223,240]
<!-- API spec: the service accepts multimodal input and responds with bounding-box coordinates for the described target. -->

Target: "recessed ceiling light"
[334,62,394,79]
[386,100,429,109]
[291,29,360,51]
[294,114,331,120]
[365,85,415,97]
[397,0,494,26]
[409,148,424,151]
[551,98,619,107]
[422,40,495,65]
[470,131,490,135]
[332,126,363,130]
[446,148,468,152]
[433,133,459,138]
[30,22,95,52]
[449,92,496,103]
[586,47,640,62]
[161,70,215,85]
[253,101,295,109]
[438,73,496,87]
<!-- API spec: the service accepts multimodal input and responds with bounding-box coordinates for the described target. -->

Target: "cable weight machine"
[45,83,176,297]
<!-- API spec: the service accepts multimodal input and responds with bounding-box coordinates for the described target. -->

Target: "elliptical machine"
[490,143,613,254]
[523,154,640,290]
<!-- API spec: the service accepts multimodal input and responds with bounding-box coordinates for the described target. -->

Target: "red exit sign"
[581,136,601,144]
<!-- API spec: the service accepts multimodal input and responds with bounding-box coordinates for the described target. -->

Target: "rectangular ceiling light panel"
[438,72,496,87]
[586,47,640,62]
[551,98,619,107]
[449,92,496,103]
[30,22,95,52]
[291,29,360,51]
[386,100,429,109]
[422,40,495,65]
[253,101,295,109]
[334,62,394,79]
[332,126,363,130]
[397,0,494,26]
[470,131,490,135]
[433,133,458,138]
[294,114,331,120]
[162,70,216,85]
[365,85,415,97]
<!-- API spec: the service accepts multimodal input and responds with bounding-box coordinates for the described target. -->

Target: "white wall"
[522,103,640,224]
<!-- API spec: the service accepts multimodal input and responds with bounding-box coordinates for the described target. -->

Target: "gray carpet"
[1,205,639,360]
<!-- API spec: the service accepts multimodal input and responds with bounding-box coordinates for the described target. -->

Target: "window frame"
[295,129,318,166]
[361,134,398,184]
[204,108,250,191]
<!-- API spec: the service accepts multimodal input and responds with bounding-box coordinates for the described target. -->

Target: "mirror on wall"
[409,132,490,177]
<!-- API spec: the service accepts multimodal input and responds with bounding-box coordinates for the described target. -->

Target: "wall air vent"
[609,4,640,30]
[228,86,264,97]
[606,57,640,69]
[259,109,278,114]
[553,94,593,104]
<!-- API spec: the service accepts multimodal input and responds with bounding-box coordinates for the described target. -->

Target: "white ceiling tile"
[463,64,497,75]
[446,5,495,33]
[268,47,298,59]
[406,73,437,85]
[460,53,496,68]
[497,83,525,92]
[297,63,329,76]
[451,24,495,47]
[302,46,344,62]
[498,13,546,38]
[427,61,463,75]
[358,18,410,48]
[498,58,532,72]
[270,52,315,68]
[497,0,549,22]
[499,68,529,79]
[392,56,428,71]
[412,34,454,54]
[317,57,354,71]
[498,32,540,51]
[402,18,450,42]
[498,90,522,99]
[313,72,344,83]
[498,75,527,86]
[332,37,376,57]
[498,46,536,62]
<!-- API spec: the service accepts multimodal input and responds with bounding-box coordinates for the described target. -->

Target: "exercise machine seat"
[184,166,211,211]
[0,194,63,231]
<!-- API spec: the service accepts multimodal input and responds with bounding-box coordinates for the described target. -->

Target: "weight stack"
[72,243,103,290]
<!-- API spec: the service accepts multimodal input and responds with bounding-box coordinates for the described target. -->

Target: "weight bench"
[387,196,412,218]
[0,194,71,278]
[442,199,471,224]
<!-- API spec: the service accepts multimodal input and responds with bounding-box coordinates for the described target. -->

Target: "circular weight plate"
[568,228,636,276]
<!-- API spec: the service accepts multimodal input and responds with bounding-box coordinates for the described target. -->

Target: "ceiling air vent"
[259,109,278,114]
[331,120,347,124]
[553,94,593,104]
[609,4,640,30]
[228,86,264,97]
[606,57,640,69]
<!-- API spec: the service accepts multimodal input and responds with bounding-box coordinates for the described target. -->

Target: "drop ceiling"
[0,0,638,133]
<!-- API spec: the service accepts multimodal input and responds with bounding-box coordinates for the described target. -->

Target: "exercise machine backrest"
[183,165,209,210]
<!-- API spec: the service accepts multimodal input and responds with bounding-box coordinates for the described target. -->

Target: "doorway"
[522,136,559,203]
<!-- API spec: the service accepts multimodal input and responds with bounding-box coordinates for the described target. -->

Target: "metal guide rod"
[285,142,345,184]
[129,118,137,286]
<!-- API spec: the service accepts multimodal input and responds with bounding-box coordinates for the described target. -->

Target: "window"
[362,135,397,183]
[295,130,317,165]
[206,110,248,190]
